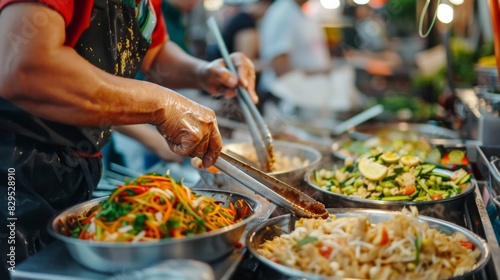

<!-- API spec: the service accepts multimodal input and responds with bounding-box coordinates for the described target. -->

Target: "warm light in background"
[204,0,223,11]
[353,0,370,5]
[320,0,341,9]
[437,3,454,24]
[449,0,464,5]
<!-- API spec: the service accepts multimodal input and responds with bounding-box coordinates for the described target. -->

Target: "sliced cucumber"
[420,164,436,174]
[429,171,451,181]
[459,174,471,185]
[417,179,434,196]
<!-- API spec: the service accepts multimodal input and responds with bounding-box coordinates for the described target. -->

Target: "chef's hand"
[198,52,258,103]
[155,90,222,168]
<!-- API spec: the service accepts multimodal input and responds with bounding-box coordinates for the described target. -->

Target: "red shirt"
[0,0,167,48]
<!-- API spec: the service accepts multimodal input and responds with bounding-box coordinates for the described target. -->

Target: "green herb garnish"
[132,213,147,234]
[294,236,319,248]
[415,236,422,265]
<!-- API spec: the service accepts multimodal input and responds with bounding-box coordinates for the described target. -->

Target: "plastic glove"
[155,90,222,168]
[198,52,258,103]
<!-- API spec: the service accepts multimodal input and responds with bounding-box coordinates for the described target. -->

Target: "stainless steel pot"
[304,169,475,226]
[193,141,322,187]
[48,189,261,273]
[246,209,490,280]
[347,122,459,141]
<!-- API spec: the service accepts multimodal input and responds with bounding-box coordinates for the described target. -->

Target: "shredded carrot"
[72,174,245,242]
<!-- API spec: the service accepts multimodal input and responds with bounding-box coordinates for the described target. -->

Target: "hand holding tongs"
[207,17,274,172]
[214,151,329,219]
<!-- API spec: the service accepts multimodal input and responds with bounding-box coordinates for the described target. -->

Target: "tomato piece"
[373,226,389,245]
[319,245,333,259]
[402,185,416,195]
[235,242,243,249]
[379,227,389,245]
[431,194,444,200]
[134,186,149,194]
[460,241,474,250]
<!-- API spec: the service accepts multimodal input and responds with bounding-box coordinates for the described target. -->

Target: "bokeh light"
[449,0,464,5]
[320,0,341,9]
[437,3,454,24]
[204,0,223,11]
[353,0,370,5]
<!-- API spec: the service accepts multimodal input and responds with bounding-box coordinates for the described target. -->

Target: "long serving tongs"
[215,151,329,219]
[207,17,274,172]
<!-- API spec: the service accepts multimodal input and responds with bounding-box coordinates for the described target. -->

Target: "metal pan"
[304,168,475,226]
[47,189,261,273]
[331,135,440,163]
[347,122,459,141]
[246,208,491,280]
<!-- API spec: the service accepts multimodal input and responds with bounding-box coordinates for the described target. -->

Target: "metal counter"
[10,144,500,280]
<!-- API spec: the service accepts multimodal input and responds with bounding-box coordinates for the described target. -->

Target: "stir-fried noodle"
[257,209,480,279]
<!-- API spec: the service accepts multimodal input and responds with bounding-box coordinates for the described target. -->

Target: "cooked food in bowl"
[57,173,250,242]
[253,209,485,280]
[333,136,442,164]
[309,154,471,202]
[223,142,310,173]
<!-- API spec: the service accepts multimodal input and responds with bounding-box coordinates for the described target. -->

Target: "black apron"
[0,0,151,266]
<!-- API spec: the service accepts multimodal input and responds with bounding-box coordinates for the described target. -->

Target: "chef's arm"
[141,40,208,89]
[142,38,258,102]
[0,3,169,127]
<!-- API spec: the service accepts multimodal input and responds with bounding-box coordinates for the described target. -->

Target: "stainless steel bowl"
[48,189,261,273]
[348,122,459,141]
[246,209,491,280]
[330,136,439,163]
[193,141,322,187]
[225,141,322,185]
[304,169,475,226]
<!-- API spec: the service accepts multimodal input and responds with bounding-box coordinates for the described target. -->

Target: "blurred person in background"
[206,0,274,127]
[206,0,273,71]
[162,0,201,53]
[258,0,331,102]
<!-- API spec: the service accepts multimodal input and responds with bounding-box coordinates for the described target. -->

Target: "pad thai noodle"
[60,173,245,242]
[257,209,480,279]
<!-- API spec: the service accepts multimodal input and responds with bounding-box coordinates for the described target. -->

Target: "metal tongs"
[207,17,274,172]
[215,151,329,219]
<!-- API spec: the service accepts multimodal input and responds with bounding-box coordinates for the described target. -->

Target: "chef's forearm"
[145,41,208,89]
[0,3,168,127]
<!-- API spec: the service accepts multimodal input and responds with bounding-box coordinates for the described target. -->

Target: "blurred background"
[107,0,497,177]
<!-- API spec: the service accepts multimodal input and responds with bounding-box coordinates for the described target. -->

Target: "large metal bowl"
[330,135,440,163]
[304,169,475,226]
[48,189,261,273]
[348,122,459,141]
[193,140,322,187]
[246,209,491,280]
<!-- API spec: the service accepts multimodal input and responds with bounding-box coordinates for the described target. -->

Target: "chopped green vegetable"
[415,236,422,265]
[96,200,133,221]
[294,236,319,249]
[132,213,147,234]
